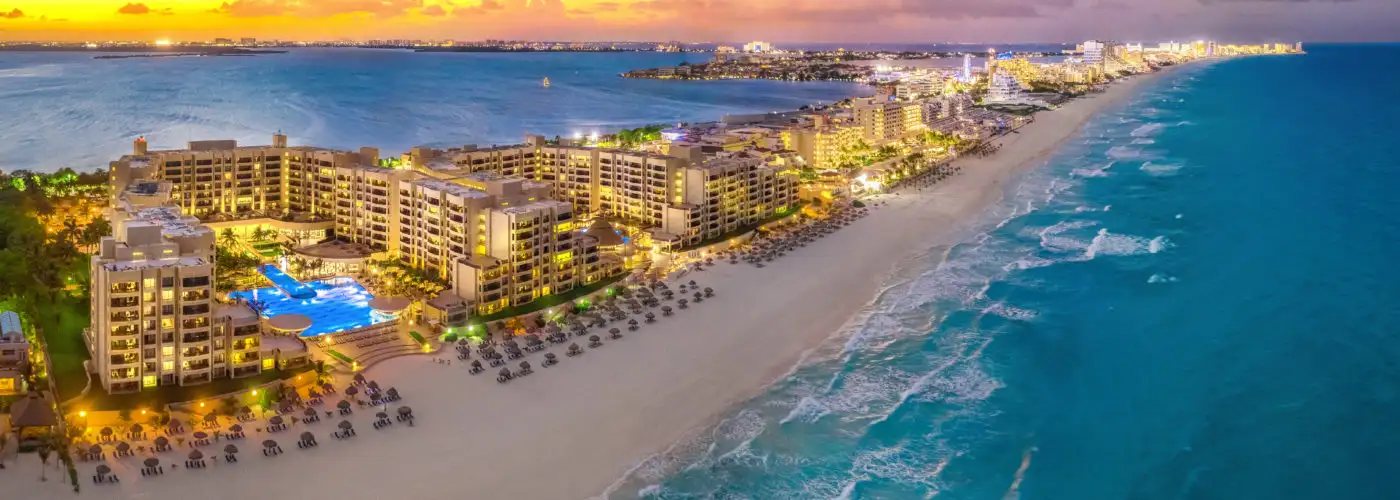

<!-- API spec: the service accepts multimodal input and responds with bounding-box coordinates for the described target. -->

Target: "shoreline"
[12,68,1172,500]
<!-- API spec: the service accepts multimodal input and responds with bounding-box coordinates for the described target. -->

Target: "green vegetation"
[851,200,866,208]
[215,246,267,293]
[605,124,666,150]
[327,349,354,365]
[475,272,630,323]
[408,331,426,345]
[71,367,313,412]
[0,169,111,402]
[362,258,448,300]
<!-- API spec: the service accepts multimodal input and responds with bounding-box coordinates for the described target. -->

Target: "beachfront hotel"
[405,135,801,249]
[853,97,924,145]
[109,135,624,318]
[86,186,268,393]
[782,114,865,170]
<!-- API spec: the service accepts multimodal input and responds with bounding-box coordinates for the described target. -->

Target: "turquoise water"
[229,277,384,337]
[616,45,1400,498]
[257,264,317,299]
[0,49,863,173]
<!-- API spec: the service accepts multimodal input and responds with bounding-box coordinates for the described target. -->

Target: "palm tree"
[219,228,238,249]
[37,442,51,481]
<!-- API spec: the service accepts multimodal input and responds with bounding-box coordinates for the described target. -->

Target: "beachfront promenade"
[7,67,1168,500]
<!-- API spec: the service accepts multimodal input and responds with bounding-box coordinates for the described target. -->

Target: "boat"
[542,77,550,88]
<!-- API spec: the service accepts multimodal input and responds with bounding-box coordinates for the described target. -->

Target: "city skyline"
[0,0,1395,43]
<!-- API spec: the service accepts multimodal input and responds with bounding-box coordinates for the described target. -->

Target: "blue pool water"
[229,277,385,337]
[614,45,1400,498]
[258,264,318,299]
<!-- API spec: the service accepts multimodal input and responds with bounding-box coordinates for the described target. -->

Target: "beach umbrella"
[337,400,351,410]
[88,444,101,454]
[240,406,252,416]
[100,427,113,437]
[203,413,218,423]
[188,450,203,460]
[143,458,160,468]
[367,380,380,391]
[352,373,366,383]
[386,387,400,399]
[153,437,169,447]
[167,418,182,428]
[224,444,238,454]
[262,440,278,449]
[304,408,317,417]
[345,386,359,397]
[300,432,314,442]
[115,442,130,453]
[338,420,353,430]
[229,424,243,433]
[376,411,388,419]
[95,464,111,475]
[130,424,143,434]
[193,431,208,440]
[269,416,284,426]
[321,382,334,392]
[397,406,412,416]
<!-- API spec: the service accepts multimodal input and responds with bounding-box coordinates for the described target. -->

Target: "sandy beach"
[10,69,1167,499]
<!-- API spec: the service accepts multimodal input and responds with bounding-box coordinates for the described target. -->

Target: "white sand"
[7,70,1167,499]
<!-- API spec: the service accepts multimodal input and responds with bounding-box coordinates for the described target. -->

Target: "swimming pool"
[229,277,390,337]
[259,264,318,299]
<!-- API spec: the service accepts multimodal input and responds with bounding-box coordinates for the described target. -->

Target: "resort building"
[86,187,264,394]
[0,310,28,395]
[853,98,923,145]
[984,71,1050,108]
[783,115,864,170]
[406,137,801,249]
[1084,40,1109,66]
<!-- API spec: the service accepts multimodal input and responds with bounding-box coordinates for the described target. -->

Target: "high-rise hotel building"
[110,135,615,317]
[407,135,800,248]
[87,184,264,393]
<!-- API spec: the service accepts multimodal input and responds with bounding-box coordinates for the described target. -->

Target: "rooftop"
[411,178,489,199]
[102,256,209,272]
[129,205,209,238]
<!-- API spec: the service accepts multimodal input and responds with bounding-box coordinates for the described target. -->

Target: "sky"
[0,0,1395,43]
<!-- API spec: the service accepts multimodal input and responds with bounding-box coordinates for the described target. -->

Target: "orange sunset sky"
[0,0,1395,43]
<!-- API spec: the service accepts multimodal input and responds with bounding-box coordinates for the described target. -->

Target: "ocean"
[612,45,1400,498]
[0,49,862,173]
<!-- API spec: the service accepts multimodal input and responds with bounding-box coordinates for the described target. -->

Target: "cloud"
[453,0,505,16]
[421,4,448,16]
[595,1,619,11]
[117,2,152,15]
[217,0,428,18]
[1,8,21,19]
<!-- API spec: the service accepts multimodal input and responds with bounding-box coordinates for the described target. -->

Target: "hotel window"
[143,278,156,289]
[262,358,275,370]
[161,318,174,330]
[161,346,174,357]
[162,361,174,371]
[142,375,157,388]
[161,290,174,301]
